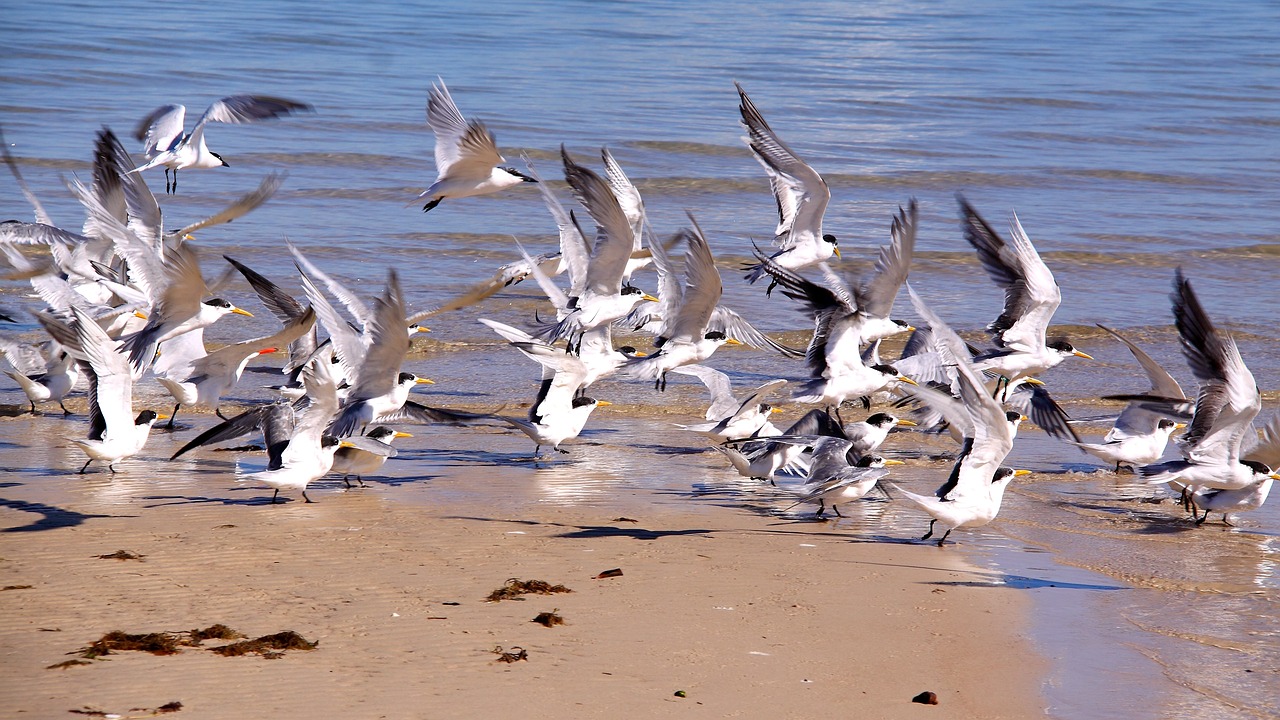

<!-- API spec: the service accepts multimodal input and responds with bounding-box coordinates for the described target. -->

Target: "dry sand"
[0,425,1048,720]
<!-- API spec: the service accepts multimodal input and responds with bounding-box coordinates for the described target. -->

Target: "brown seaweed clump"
[96,550,145,561]
[83,631,183,658]
[491,646,528,663]
[486,578,573,602]
[208,631,318,659]
[187,624,244,644]
[531,610,565,627]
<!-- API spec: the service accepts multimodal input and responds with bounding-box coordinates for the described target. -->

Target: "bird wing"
[1243,413,1280,471]
[134,104,186,155]
[1096,323,1185,400]
[427,79,503,175]
[347,271,410,400]
[959,196,1060,350]
[858,200,917,319]
[735,83,829,249]
[39,307,133,439]
[171,172,286,239]
[526,157,591,295]
[1172,270,1260,465]
[664,216,721,343]
[669,364,735,420]
[192,306,316,380]
[600,147,645,251]
[562,147,633,296]
[289,241,373,327]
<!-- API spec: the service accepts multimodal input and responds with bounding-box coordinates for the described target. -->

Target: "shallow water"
[3,0,1280,716]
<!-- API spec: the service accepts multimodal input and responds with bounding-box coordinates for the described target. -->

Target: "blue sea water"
[2,1,1279,716]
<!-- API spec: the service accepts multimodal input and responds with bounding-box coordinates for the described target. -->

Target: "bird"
[132,95,312,193]
[242,358,350,503]
[735,83,839,290]
[36,306,166,473]
[782,448,904,518]
[531,147,658,351]
[418,78,535,212]
[2,341,79,414]
[959,195,1092,384]
[330,426,412,487]
[887,287,1029,545]
[841,412,918,458]
[497,391,611,456]
[1141,270,1274,493]
[154,306,316,427]
[670,365,786,442]
[750,248,917,417]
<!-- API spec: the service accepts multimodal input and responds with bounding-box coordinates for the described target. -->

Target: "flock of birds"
[1,79,1276,544]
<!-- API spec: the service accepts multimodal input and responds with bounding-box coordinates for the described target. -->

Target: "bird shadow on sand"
[141,487,293,508]
[0,498,122,533]
[443,515,716,541]
[850,559,1126,591]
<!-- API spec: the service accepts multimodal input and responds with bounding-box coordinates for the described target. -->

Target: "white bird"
[959,196,1092,383]
[155,306,316,427]
[1142,270,1275,493]
[498,391,611,456]
[418,78,535,212]
[132,95,312,193]
[751,249,917,416]
[887,287,1029,545]
[533,147,658,350]
[785,449,903,518]
[671,364,786,442]
[841,412,918,458]
[735,83,839,290]
[2,340,79,414]
[36,306,165,473]
[330,426,412,487]
[243,358,350,503]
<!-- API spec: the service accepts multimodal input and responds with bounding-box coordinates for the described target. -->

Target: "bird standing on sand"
[418,78,535,213]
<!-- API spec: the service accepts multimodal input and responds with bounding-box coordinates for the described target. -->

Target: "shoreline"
[0,419,1050,719]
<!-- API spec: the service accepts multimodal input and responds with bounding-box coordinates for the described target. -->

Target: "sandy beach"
[0,402,1049,719]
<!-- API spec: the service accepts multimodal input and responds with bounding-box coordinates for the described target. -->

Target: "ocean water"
[2,1,1279,716]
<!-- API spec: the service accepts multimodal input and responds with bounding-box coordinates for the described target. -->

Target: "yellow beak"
[415,377,435,385]
[1073,350,1093,360]
[134,311,149,320]
[832,247,841,259]
[1023,377,1046,386]
[231,307,254,317]
[770,407,783,414]
[725,338,743,346]
[393,431,414,439]
[897,376,918,386]
[895,419,917,427]
[1174,423,1188,430]
[155,413,170,421]
[595,400,613,407]
[642,294,660,303]
[1013,469,1033,477]
[338,440,358,449]
[883,459,906,466]
[631,351,648,358]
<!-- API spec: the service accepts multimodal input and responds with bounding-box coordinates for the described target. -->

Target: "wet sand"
[0,411,1048,719]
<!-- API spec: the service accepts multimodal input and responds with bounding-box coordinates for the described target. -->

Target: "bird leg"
[1195,507,1211,526]
[342,474,353,489]
[935,529,952,547]
[833,504,845,518]
[108,463,117,474]
[422,197,442,213]
[1222,514,1233,527]
[302,491,315,503]
[921,518,937,541]
[216,408,229,420]
[60,400,71,415]
[764,278,778,297]
[355,475,366,488]
[271,489,280,504]
[167,404,180,429]
[79,459,92,474]
[815,500,826,518]
[27,399,36,413]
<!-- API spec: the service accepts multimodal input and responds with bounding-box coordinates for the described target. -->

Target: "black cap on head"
[993,466,1017,482]
[856,454,884,468]
[134,410,158,425]
[321,435,341,449]
[1047,338,1076,354]
[866,412,895,426]
[621,285,643,296]
[1157,418,1177,430]
[1242,459,1273,476]
[212,151,229,167]
[822,234,838,245]
[704,330,728,341]
[366,426,395,439]
[398,372,416,384]
[1005,410,1022,423]
[871,363,900,376]
[204,298,233,308]
[571,396,597,409]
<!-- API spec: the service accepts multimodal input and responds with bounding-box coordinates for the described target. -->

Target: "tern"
[418,78,535,212]
[887,287,1029,545]
[781,448,903,518]
[2,340,79,414]
[37,306,165,473]
[132,95,312,193]
[735,83,839,290]
[330,426,412,487]
[959,195,1091,383]
[670,365,786,442]
[1141,270,1276,492]
[751,249,916,416]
